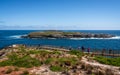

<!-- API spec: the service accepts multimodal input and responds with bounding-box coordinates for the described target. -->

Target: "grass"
[0,54,41,68]
[14,67,19,71]
[1,45,120,75]
[52,50,61,55]
[0,46,62,68]
[5,68,13,74]
[44,57,79,72]
[21,70,29,75]
[42,50,79,72]
[44,57,78,65]
[27,50,46,54]
[68,50,83,57]
[50,65,64,72]
[58,57,78,66]
[94,56,120,67]
[44,58,54,64]
[0,45,82,72]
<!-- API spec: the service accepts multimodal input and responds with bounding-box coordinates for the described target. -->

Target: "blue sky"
[0,0,120,30]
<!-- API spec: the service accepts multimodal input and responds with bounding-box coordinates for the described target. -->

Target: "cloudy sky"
[0,0,120,30]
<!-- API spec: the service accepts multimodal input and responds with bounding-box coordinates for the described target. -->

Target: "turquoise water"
[0,30,120,50]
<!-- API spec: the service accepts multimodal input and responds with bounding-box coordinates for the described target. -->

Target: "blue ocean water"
[0,30,120,50]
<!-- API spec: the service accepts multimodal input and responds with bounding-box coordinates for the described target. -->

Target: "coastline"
[1,30,120,50]
[22,30,115,39]
[0,44,120,75]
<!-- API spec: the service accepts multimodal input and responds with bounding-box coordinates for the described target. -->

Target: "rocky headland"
[0,44,120,75]
[21,30,115,39]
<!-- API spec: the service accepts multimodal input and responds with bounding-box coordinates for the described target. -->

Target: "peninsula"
[22,30,115,39]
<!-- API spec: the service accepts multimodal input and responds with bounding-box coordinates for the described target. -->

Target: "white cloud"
[0,24,119,30]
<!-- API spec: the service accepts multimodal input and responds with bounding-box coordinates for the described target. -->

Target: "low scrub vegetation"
[0,45,120,75]
[5,68,13,74]
[68,50,83,57]
[0,46,80,69]
[45,57,79,72]
[50,65,64,72]
[0,54,41,68]
[94,56,120,66]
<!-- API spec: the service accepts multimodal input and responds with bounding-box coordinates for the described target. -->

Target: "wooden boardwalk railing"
[26,45,120,57]
[2,44,119,57]
[91,52,120,57]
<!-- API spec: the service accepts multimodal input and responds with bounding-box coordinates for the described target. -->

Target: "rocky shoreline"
[0,44,119,75]
[21,30,115,39]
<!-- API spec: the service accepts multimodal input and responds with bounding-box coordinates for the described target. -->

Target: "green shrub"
[19,46,26,52]
[7,53,18,60]
[52,51,61,55]
[69,50,83,57]
[58,57,77,66]
[12,56,41,68]
[0,55,41,68]
[21,70,29,75]
[27,50,42,54]
[94,56,120,67]
[44,58,53,64]
[14,67,19,71]
[5,68,13,74]
[50,65,63,72]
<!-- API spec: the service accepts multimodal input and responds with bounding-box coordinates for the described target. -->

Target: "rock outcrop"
[81,56,120,75]
[21,30,115,39]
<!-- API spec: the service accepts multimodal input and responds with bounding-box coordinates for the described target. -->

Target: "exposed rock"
[30,66,61,75]
[21,30,115,39]
[81,56,120,75]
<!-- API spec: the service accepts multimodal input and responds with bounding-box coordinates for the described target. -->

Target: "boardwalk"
[38,46,70,52]
[27,45,120,57]
[2,44,119,57]
[44,46,120,57]
[91,52,120,57]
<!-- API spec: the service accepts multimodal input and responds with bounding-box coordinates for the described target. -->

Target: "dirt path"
[81,56,120,75]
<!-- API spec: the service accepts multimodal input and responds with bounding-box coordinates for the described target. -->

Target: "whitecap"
[8,34,26,39]
[70,36,120,40]
[110,36,120,39]
[9,35,22,39]
[48,38,56,39]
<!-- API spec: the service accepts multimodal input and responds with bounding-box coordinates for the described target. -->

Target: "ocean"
[0,30,120,50]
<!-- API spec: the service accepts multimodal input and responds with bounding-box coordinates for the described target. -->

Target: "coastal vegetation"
[68,50,84,57]
[0,45,119,75]
[94,56,120,67]
[0,54,41,68]
[21,30,115,39]
[0,46,82,68]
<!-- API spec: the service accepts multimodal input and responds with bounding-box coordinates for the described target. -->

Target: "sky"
[0,0,120,30]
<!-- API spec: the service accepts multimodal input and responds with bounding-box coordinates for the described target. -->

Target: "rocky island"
[22,30,115,39]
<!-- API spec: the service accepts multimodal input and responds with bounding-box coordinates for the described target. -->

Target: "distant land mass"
[21,30,115,39]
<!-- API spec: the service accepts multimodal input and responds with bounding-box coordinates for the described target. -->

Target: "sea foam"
[9,35,22,39]
[8,35,27,39]
[70,36,120,40]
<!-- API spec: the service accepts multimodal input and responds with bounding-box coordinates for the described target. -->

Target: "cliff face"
[22,30,115,39]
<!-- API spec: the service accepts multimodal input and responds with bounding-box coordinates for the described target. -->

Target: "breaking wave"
[7,35,120,40]
[9,35,22,39]
[70,36,120,40]
[8,35,27,39]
